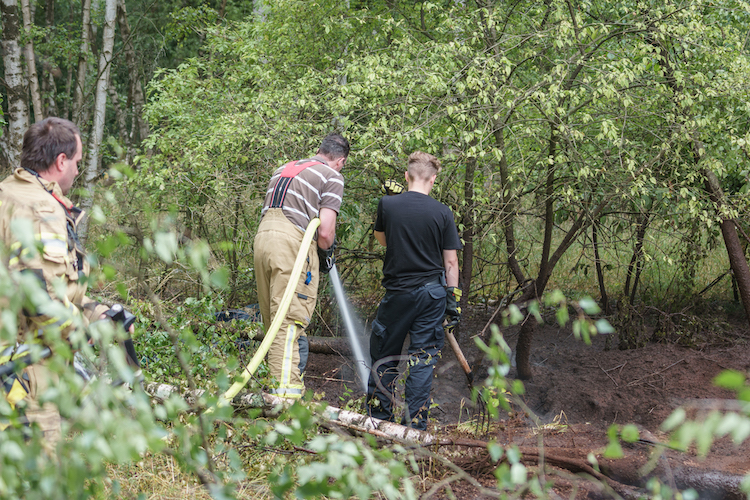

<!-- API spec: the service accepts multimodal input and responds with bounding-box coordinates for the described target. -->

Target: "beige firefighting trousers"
[254,210,319,398]
[24,363,62,446]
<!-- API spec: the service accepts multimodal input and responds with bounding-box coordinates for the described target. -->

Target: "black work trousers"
[367,281,446,430]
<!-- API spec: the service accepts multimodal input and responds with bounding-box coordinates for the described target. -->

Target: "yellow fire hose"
[211,217,321,412]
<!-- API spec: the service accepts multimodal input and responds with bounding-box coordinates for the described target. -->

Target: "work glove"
[104,304,137,331]
[317,239,337,274]
[445,287,462,328]
[105,304,144,387]
[381,179,404,196]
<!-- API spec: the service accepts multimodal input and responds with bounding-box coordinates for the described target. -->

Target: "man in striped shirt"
[254,133,348,399]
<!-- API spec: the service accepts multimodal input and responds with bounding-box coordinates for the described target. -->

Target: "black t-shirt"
[375,191,462,292]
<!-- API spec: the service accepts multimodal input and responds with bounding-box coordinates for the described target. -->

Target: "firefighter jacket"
[0,168,109,343]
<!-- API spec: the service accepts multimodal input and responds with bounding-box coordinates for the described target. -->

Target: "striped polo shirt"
[260,157,345,233]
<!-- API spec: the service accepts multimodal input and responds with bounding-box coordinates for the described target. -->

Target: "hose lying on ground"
[211,217,322,411]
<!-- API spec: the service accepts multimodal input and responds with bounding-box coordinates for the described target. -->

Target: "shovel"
[444,324,489,431]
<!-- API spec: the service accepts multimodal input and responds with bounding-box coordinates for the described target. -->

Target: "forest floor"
[303,303,750,499]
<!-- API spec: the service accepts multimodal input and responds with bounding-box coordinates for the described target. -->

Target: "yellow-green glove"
[445,287,462,327]
[381,179,404,196]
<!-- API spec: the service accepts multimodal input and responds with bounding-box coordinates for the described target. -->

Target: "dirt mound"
[304,305,750,498]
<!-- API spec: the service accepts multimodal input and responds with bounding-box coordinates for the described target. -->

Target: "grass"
[105,452,271,499]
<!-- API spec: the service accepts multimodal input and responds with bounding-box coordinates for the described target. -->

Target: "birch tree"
[80,0,117,240]
[1,0,30,171]
[20,0,43,123]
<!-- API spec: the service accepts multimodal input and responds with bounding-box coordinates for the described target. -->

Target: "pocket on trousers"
[427,285,446,301]
[372,319,387,339]
[369,319,387,360]
[288,286,316,326]
[434,324,445,349]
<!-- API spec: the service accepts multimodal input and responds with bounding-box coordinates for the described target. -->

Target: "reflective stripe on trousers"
[254,210,318,399]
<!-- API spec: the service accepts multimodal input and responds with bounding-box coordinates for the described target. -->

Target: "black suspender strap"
[269,160,323,208]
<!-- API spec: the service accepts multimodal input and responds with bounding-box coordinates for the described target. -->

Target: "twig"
[597,359,619,387]
[604,362,627,373]
[421,454,502,499]
[304,374,352,384]
[626,359,685,387]
[698,268,732,296]
[473,281,533,341]
[476,302,505,341]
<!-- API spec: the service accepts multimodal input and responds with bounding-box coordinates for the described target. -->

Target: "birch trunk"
[1,0,30,169]
[72,0,92,125]
[20,0,43,123]
[79,0,117,241]
[145,382,442,445]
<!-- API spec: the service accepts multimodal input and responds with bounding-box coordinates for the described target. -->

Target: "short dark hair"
[318,133,349,160]
[21,117,80,173]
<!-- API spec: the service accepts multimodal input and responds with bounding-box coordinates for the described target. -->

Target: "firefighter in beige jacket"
[0,117,109,444]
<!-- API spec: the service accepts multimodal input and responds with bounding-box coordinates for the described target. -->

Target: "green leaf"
[595,319,615,334]
[731,419,750,445]
[714,370,746,391]
[508,305,524,324]
[510,462,527,484]
[154,231,178,264]
[578,297,600,315]
[545,290,566,306]
[210,267,229,289]
[0,441,25,461]
[506,445,521,464]
[488,442,504,462]
[661,408,687,432]
[621,424,640,443]
[603,441,624,459]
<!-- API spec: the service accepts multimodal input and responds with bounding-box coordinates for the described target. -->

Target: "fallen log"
[600,454,747,500]
[214,323,355,356]
[145,382,457,445]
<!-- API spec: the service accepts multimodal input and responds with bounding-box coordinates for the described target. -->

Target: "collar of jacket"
[13,167,73,209]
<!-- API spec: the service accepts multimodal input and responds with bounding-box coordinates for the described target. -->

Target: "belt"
[422,276,445,287]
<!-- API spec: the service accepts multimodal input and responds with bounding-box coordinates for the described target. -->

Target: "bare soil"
[304,304,750,499]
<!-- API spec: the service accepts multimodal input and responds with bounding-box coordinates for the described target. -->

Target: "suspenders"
[269,160,323,208]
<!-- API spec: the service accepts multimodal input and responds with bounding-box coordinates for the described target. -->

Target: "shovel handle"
[445,326,473,383]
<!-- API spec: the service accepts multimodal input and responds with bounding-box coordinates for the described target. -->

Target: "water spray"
[329,264,370,394]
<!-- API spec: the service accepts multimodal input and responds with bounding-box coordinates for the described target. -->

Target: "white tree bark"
[72,0,92,125]
[145,382,441,445]
[1,0,30,169]
[20,0,43,123]
[79,0,117,241]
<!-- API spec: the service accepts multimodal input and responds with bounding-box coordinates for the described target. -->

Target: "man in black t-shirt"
[368,151,462,430]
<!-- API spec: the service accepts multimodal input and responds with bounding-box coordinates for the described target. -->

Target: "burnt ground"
[303,304,750,499]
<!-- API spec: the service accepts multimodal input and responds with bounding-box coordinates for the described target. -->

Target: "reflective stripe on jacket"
[0,168,109,342]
